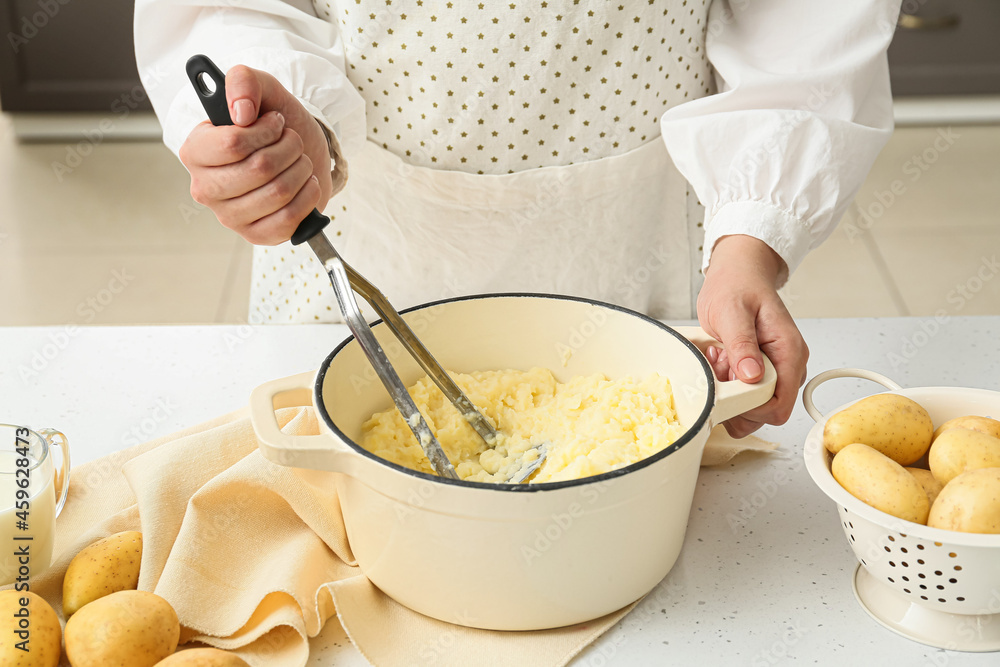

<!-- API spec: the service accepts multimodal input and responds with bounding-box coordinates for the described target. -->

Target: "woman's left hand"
[696,234,809,438]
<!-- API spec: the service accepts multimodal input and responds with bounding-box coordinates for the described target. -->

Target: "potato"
[907,467,945,506]
[928,428,1000,485]
[823,394,933,465]
[63,530,143,616]
[832,443,930,524]
[927,468,1000,533]
[0,590,61,667]
[65,590,179,667]
[155,648,251,666]
[933,415,1000,441]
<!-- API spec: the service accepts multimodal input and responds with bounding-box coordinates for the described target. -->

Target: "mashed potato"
[360,368,684,483]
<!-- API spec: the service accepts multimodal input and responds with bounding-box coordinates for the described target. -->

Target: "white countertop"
[3,317,999,665]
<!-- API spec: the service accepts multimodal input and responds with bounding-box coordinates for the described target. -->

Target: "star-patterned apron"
[249,1,710,323]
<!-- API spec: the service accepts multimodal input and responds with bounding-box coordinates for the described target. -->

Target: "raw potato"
[63,530,143,616]
[823,394,933,465]
[0,590,61,667]
[64,590,179,667]
[907,467,945,506]
[927,468,1000,533]
[928,428,1000,484]
[832,443,930,524]
[933,415,1000,441]
[155,648,251,666]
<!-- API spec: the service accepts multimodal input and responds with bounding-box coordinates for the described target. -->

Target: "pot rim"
[314,292,715,492]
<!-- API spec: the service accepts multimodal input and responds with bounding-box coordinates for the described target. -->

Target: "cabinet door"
[0,0,151,112]
[889,0,1000,96]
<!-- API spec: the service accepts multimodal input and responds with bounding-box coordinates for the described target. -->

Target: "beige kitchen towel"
[701,424,780,467]
[27,407,638,667]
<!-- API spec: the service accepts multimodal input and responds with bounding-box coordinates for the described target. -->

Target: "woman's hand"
[697,234,809,438]
[179,65,333,245]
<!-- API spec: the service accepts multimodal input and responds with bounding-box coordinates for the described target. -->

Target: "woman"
[135,0,901,436]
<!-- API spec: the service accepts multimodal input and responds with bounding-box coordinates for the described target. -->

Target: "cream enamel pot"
[249,294,776,631]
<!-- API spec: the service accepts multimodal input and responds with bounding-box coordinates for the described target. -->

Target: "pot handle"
[672,326,778,425]
[801,368,902,423]
[249,372,353,471]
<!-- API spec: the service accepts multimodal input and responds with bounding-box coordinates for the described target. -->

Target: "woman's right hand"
[178,65,333,245]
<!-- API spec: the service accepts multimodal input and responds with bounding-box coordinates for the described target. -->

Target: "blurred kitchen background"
[0,1,998,326]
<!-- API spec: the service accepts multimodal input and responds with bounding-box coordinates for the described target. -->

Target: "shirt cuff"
[305,101,349,200]
[702,200,811,287]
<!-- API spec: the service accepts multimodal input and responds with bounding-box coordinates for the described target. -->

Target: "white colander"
[802,369,1000,652]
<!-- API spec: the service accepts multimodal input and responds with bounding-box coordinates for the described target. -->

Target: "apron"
[249,137,706,324]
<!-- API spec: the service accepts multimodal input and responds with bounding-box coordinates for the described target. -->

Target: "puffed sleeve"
[134,0,366,160]
[659,0,901,283]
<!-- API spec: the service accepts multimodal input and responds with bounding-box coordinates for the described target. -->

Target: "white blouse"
[136,0,899,288]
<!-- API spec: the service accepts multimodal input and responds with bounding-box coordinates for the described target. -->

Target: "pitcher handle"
[36,428,70,516]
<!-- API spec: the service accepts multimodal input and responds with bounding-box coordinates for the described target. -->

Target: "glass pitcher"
[0,424,70,587]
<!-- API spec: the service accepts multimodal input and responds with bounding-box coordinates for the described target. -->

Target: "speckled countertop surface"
[3,317,998,665]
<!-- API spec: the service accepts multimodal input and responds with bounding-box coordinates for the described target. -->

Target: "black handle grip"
[185,54,329,246]
[185,55,233,126]
[291,209,332,246]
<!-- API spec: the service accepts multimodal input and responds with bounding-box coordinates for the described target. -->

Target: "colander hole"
[935,570,943,576]
[889,561,896,567]
[904,588,911,593]
[901,547,908,553]
[888,577,895,583]
[888,536,896,542]
[938,598,946,603]
[934,541,943,547]
[937,585,945,590]
[860,558,867,565]
[902,561,909,567]
[850,535,855,543]
[919,584,927,590]
[921,595,928,600]
[916,544,925,550]
[918,573,926,579]
[955,566,963,571]
[949,552,957,558]
[884,546,891,553]
[849,522,854,529]
[957,597,966,601]
[917,559,925,565]
[900,533,908,538]
[902,576,910,582]
[949,578,957,584]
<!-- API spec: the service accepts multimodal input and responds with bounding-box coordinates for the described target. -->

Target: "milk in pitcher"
[0,450,56,586]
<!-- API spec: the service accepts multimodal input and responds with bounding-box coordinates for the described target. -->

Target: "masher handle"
[184,54,330,245]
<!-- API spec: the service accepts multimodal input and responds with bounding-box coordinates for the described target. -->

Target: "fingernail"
[275,111,285,125]
[233,99,254,125]
[738,358,761,379]
[706,346,718,363]
[310,175,319,185]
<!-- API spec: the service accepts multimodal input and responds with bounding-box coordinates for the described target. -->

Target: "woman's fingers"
[181,111,285,168]
[214,153,317,234]
[241,174,323,245]
[197,128,305,201]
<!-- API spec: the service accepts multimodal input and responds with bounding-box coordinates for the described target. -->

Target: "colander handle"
[801,368,902,423]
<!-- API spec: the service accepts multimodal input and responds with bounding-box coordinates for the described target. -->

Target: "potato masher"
[185,55,545,483]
